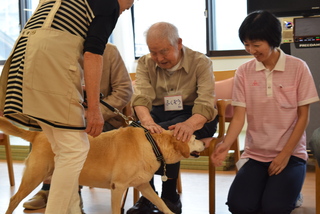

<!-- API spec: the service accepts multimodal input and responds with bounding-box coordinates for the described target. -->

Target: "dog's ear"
[172,137,190,158]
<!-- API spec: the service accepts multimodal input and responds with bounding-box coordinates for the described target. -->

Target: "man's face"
[147,38,182,70]
[118,0,134,15]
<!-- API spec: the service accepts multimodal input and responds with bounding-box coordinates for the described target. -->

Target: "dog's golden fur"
[0,117,205,214]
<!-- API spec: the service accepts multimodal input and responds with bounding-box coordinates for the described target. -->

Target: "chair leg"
[133,169,182,204]
[209,158,216,214]
[176,169,182,194]
[316,163,320,214]
[133,188,140,204]
[3,134,15,186]
[208,140,216,214]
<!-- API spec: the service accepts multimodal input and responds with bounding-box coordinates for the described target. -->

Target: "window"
[207,0,249,56]
[0,2,20,65]
[0,0,38,65]
[133,0,249,58]
[1,0,250,66]
[133,0,207,58]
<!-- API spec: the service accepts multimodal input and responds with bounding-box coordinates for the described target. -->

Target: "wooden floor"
[0,160,316,214]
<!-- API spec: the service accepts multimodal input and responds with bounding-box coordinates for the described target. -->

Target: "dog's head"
[152,130,205,164]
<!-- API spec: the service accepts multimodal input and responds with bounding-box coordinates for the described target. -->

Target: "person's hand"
[85,107,104,137]
[168,121,195,143]
[210,141,230,167]
[268,152,290,176]
[141,122,164,134]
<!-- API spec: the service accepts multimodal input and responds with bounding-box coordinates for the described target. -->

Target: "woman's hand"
[268,153,290,176]
[211,141,230,167]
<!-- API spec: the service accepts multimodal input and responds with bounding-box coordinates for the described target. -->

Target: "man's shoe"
[295,193,303,208]
[23,190,49,210]
[126,196,161,214]
[79,190,86,214]
[161,196,182,214]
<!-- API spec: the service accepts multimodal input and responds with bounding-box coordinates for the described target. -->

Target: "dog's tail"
[0,117,37,142]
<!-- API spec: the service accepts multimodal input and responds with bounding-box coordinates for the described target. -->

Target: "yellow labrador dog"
[0,117,205,214]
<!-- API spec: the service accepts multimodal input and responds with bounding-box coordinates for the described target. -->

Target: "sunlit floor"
[0,160,316,214]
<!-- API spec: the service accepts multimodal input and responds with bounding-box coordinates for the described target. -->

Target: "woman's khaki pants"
[39,122,89,214]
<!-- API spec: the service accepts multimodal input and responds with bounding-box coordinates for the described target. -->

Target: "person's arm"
[131,56,162,133]
[83,51,104,137]
[100,44,133,122]
[268,104,309,176]
[211,106,246,166]
[169,55,216,142]
[134,105,163,134]
[168,114,207,142]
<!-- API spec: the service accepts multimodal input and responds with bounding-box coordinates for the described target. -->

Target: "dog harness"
[85,95,169,181]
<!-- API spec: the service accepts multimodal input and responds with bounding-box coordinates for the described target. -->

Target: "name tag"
[164,95,183,111]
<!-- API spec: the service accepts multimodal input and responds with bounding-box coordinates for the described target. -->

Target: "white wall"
[211,56,252,71]
[0,56,253,76]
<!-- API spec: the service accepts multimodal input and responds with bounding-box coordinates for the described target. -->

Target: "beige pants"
[39,122,89,214]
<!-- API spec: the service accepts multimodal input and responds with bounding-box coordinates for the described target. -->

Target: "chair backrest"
[129,73,136,81]
[214,69,236,81]
[215,77,234,119]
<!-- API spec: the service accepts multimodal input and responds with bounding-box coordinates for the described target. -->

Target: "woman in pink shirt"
[211,10,319,214]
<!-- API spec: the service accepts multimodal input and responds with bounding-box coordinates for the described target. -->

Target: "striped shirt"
[4,0,93,130]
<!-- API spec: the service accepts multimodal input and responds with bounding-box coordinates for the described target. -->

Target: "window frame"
[0,0,33,65]
[205,0,249,57]
[0,1,251,66]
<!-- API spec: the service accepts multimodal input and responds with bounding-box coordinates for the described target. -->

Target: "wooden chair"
[214,69,236,81]
[0,132,15,186]
[129,72,136,81]
[200,70,240,214]
[317,164,320,214]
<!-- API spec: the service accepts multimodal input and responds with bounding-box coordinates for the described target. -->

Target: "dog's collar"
[130,121,168,181]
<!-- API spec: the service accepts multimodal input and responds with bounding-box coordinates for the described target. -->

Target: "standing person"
[211,10,319,214]
[22,43,133,211]
[127,22,218,214]
[0,1,134,214]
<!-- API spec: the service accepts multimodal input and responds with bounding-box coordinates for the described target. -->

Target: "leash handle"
[83,91,134,125]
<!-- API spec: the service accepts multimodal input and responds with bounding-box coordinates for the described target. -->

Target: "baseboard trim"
[0,145,29,161]
[0,145,235,171]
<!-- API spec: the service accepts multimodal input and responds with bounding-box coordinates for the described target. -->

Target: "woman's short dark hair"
[239,10,282,48]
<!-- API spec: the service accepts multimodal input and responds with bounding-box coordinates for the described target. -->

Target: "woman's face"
[243,40,274,63]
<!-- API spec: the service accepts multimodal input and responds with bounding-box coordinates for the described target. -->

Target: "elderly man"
[128,22,218,214]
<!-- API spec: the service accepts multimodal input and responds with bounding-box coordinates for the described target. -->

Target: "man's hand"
[168,121,195,143]
[141,122,164,134]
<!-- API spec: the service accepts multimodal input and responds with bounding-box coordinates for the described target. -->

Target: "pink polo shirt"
[233,49,319,162]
